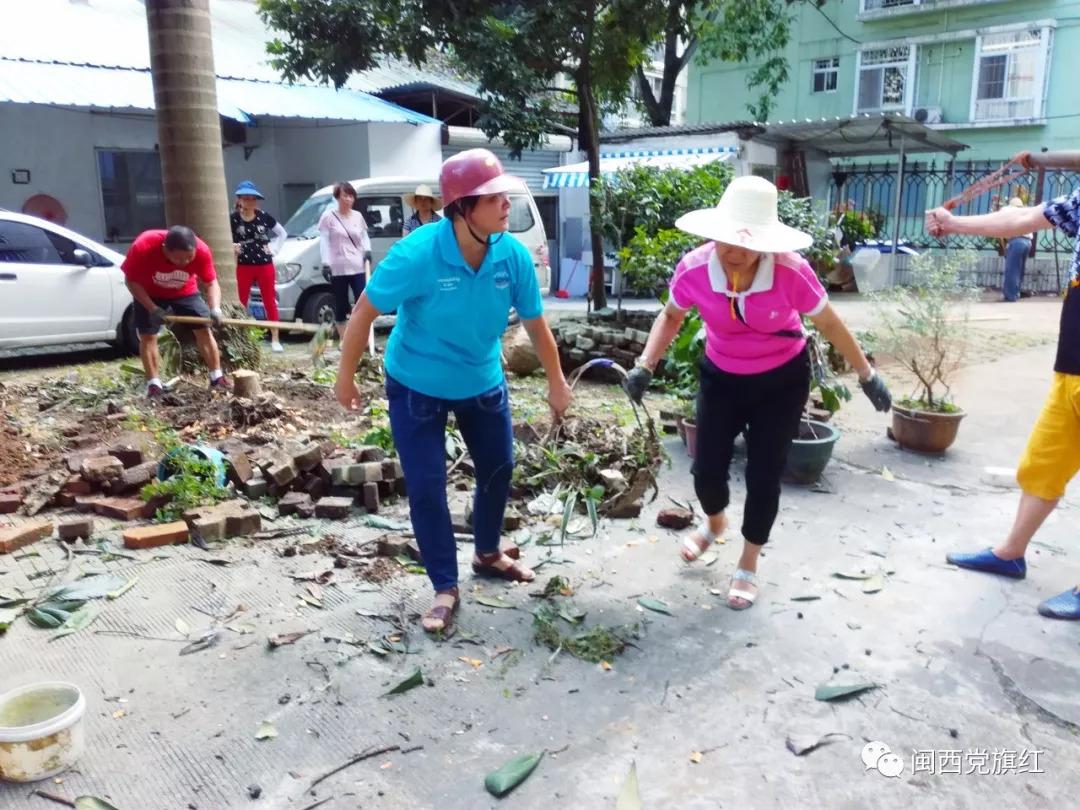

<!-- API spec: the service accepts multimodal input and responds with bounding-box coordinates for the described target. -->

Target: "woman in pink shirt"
[318,181,372,339]
[625,177,892,610]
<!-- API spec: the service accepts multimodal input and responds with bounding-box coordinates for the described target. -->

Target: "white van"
[254,176,550,324]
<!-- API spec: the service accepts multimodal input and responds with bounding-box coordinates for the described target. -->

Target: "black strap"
[731,296,805,339]
[332,212,362,251]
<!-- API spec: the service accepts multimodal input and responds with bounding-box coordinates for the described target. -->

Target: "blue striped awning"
[542,145,738,189]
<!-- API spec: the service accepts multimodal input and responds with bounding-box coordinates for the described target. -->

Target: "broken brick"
[381,458,403,481]
[376,535,420,559]
[61,475,93,497]
[65,445,108,474]
[191,516,226,543]
[292,444,323,472]
[357,446,387,463]
[300,474,328,501]
[0,520,53,554]
[74,494,106,512]
[279,492,314,517]
[361,482,380,513]
[266,456,299,487]
[502,508,524,532]
[123,521,189,550]
[109,461,158,495]
[657,507,694,530]
[225,451,254,487]
[359,462,384,483]
[224,507,262,538]
[57,518,95,542]
[314,496,354,520]
[95,497,154,521]
[81,455,125,484]
[244,477,268,499]
[0,492,22,514]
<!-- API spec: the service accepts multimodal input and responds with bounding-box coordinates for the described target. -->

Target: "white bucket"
[0,682,86,783]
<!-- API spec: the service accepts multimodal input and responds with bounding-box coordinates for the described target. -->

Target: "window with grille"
[973,29,1047,121]
[862,0,918,10]
[812,57,839,93]
[857,45,912,113]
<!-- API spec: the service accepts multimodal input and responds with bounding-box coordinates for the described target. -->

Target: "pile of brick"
[550,313,655,375]
[223,437,405,522]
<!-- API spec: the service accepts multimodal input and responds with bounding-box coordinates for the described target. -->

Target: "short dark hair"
[332,181,357,200]
[163,225,197,252]
[444,196,479,220]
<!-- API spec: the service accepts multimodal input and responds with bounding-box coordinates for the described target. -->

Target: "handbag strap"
[332,211,362,251]
[730,295,805,339]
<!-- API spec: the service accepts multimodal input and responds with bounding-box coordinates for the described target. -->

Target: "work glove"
[209,307,225,328]
[859,370,892,412]
[624,364,653,404]
[150,305,169,323]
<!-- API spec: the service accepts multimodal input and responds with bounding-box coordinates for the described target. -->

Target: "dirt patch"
[0,417,34,487]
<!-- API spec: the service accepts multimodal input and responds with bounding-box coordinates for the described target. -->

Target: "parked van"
[253,176,550,325]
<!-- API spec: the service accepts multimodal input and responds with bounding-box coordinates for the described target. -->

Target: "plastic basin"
[157,444,227,486]
[0,682,86,783]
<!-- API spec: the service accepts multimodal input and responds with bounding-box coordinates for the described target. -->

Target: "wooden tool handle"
[1020,150,1080,172]
[164,315,323,334]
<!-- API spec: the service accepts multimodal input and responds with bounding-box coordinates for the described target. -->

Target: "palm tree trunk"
[145,0,238,304]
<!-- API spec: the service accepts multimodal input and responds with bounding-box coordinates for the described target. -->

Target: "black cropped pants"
[692,348,810,544]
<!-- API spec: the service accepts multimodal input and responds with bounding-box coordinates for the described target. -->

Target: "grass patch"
[532,602,638,664]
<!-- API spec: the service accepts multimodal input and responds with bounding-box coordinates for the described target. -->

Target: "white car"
[0,212,136,353]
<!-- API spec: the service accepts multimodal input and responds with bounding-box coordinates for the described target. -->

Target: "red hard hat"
[439,148,525,208]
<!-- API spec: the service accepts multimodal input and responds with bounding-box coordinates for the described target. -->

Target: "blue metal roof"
[0,58,442,125]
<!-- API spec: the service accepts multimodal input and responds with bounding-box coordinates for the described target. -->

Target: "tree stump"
[233,369,261,398]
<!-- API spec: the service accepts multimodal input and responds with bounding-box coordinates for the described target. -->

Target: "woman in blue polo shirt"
[335,149,572,634]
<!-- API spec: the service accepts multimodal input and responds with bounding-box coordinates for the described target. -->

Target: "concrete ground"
[1,297,1077,808]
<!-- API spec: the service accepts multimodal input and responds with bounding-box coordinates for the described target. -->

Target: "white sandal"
[681,528,716,563]
[728,568,758,610]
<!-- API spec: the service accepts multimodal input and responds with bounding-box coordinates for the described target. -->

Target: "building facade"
[688,0,1080,164]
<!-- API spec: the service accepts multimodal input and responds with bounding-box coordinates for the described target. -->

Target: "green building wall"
[689,0,1080,164]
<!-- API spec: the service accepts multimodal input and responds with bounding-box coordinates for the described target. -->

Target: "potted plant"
[875,250,979,453]
[784,329,847,484]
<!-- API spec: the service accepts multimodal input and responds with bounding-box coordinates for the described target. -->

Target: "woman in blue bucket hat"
[230,180,288,351]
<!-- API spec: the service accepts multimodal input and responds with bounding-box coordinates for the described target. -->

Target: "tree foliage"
[259,0,675,306]
[635,0,826,126]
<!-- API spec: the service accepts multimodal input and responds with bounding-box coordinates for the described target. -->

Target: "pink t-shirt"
[669,243,828,375]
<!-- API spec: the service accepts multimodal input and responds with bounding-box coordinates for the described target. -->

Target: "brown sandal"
[422,587,459,635]
[500,540,521,560]
[472,552,534,582]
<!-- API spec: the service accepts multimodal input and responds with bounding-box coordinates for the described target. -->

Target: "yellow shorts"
[1017,372,1080,500]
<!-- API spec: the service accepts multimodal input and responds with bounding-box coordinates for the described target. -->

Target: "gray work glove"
[624,364,653,404]
[209,307,225,328]
[860,370,892,412]
[150,305,169,323]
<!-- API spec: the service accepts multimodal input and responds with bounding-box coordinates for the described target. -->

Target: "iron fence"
[832,158,1080,257]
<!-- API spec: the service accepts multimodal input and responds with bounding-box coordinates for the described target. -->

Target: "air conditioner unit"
[913,106,943,125]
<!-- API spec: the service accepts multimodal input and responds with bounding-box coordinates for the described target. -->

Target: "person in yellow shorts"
[926,185,1080,619]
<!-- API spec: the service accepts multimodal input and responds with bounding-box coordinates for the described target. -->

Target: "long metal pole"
[890,135,906,283]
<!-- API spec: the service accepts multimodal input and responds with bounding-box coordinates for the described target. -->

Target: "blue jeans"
[386,375,513,592]
[1003,237,1030,302]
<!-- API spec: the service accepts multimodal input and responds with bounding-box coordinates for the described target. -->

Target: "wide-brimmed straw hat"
[675,175,813,253]
[403,184,443,210]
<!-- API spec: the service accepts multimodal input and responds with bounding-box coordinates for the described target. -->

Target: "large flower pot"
[783,419,840,485]
[891,404,965,454]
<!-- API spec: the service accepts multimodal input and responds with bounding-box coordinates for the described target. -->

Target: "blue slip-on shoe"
[1037,588,1080,620]
[945,548,1026,580]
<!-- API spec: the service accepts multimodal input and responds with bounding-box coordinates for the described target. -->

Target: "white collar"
[707,250,775,297]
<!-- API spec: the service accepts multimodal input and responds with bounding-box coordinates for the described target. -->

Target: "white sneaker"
[271,341,284,353]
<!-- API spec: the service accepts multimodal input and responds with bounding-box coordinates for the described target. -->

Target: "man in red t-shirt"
[122,225,229,397]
